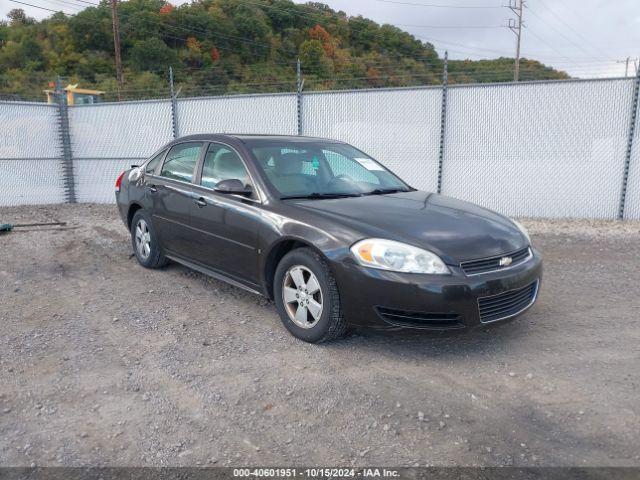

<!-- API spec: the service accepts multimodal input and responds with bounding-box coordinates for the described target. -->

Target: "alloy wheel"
[282,265,323,329]
[135,219,151,260]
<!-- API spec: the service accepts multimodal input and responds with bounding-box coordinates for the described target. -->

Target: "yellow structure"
[44,84,105,105]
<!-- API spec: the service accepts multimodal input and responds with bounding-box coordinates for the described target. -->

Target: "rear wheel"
[274,248,346,343]
[130,210,168,269]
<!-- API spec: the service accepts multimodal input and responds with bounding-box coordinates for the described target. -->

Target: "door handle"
[194,197,207,208]
[148,185,158,193]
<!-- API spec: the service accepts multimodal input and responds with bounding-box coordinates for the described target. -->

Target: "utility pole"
[618,57,631,78]
[508,0,525,82]
[110,0,124,100]
[618,57,640,77]
[617,57,631,77]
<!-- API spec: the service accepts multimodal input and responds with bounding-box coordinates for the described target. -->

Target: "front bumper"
[333,248,542,330]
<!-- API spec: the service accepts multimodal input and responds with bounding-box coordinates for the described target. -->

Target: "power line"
[523,25,572,63]
[372,0,502,8]
[8,0,71,14]
[7,0,627,90]
[56,3,301,64]
[525,6,597,59]
[237,0,501,30]
[65,0,501,65]
[21,0,623,68]
[394,23,504,29]
[70,0,100,5]
[36,0,85,11]
[535,0,610,59]
[15,0,626,67]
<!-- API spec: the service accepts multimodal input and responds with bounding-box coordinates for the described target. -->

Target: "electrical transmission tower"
[508,0,525,82]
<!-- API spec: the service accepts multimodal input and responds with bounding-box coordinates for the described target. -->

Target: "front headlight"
[350,238,450,274]
[512,220,531,245]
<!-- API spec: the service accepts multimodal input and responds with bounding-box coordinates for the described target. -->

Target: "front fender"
[257,207,360,297]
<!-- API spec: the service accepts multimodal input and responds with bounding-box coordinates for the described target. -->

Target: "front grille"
[477,281,538,324]
[376,307,464,330]
[460,247,531,275]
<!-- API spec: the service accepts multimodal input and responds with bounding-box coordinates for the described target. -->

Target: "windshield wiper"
[280,192,362,200]
[363,188,409,196]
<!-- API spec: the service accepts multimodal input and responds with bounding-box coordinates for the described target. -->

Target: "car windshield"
[250,141,412,199]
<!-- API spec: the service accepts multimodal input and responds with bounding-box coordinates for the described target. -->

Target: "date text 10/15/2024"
[232,468,400,478]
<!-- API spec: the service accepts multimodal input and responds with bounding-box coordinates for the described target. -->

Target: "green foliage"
[0,3,570,101]
[130,38,177,71]
[300,39,329,76]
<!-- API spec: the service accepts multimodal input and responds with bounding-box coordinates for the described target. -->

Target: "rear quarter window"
[160,143,203,183]
[145,149,167,175]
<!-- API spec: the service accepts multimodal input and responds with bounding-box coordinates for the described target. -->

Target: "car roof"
[172,134,346,144]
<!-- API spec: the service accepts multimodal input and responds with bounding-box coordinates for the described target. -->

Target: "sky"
[2,0,639,78]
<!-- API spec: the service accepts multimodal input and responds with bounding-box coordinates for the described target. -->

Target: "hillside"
[0,0,570,101]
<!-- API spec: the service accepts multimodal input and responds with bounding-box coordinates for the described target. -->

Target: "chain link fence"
[68,100,174,203]
[178,93,298,136]
[301,87,442,193]
[0,101,65,206]
[1,77,640,219]
[442,78,633,219]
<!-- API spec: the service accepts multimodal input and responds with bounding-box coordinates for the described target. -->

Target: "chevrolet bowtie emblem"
[499,256,513,267]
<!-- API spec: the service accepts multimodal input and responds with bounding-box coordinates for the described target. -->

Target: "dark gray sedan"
[115,134,541,343]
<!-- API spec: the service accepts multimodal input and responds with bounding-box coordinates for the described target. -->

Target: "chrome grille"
[460,247,531,276]
[477,281,539,324]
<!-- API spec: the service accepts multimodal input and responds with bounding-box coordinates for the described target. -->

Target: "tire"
[130,210,168,269]
[274,248,347,343]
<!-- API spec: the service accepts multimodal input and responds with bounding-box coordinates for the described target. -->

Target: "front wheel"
[274,248,346,343]
[130,210,168,269]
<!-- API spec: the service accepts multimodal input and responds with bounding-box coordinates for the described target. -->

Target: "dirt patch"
[1,204,639,467]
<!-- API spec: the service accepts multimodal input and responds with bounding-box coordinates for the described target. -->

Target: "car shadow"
[162,260,537,360]
[325,316,536,359]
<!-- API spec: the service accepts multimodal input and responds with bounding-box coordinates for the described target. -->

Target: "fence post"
[437,51,448,195]
[169,66,180,139]
[618,67,640,220]
[56,77,76,203]
[297,58,303,136]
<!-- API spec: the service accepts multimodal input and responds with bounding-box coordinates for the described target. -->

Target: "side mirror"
[128,167,142,182]
[214,179,252,196]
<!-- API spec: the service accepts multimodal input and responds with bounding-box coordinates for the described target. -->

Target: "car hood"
[290,191,528,264]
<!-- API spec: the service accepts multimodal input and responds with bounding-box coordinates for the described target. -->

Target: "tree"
[300,39,330,77]
[159,3,174,15]
[20,38,44,69]
[68,7,113,53]
[7,9,35,26]
[129,38,177,71]
[309,24,334,58]
[0,0,570,100]
[231,5,271,60]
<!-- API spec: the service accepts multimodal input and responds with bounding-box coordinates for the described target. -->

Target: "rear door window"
[160,142,203,183]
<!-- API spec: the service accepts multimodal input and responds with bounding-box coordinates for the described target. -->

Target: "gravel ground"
[0,204,639,467]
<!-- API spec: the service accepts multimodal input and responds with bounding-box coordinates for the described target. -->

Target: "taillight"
[115,171,125,193]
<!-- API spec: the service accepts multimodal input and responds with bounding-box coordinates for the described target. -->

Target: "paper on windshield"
[354,158,385,171]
